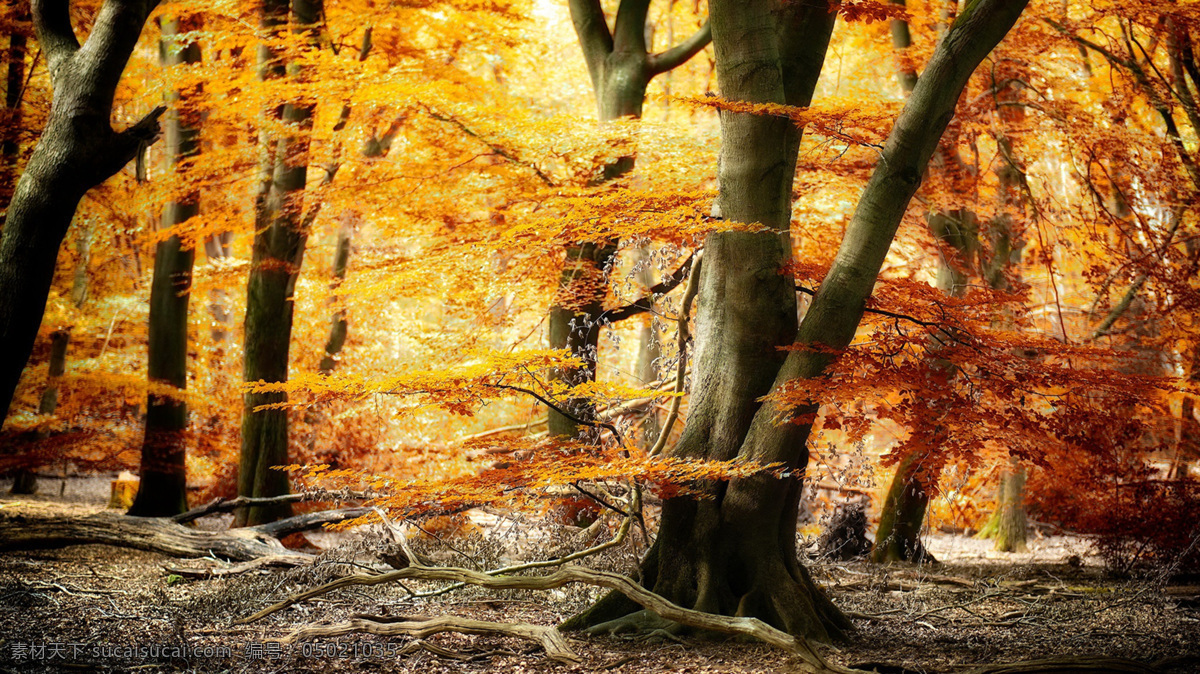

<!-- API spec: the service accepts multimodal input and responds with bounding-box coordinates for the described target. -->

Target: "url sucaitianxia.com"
[6,640,403,663]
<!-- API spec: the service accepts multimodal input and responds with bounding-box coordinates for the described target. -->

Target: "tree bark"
[565,0,1028,640]
[129,15,203,518]
[0,0,165,426]
[237,0,321,526]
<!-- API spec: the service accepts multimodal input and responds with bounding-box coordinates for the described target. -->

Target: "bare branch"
[1090,205,1185,340]
[649,21,712,75]
[420,103,554,186]
[599,251,695,323]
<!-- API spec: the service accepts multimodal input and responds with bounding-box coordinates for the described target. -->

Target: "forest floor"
[1,485,1199,673]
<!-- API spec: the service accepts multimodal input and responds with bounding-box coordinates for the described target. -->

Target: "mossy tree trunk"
[128,15,203,518]
[977,457,1028,552]
[564,0,1028,639]
[237,0,321,526]
[549,0,711,438]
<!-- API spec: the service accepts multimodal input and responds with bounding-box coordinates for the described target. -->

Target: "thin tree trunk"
[634,246,662,448]
[0,2,29,212]
[872,210,976,563]
[237,0,321,526]
[977,457,1028,552]
[10,224,92,494]
[128,15,202,517]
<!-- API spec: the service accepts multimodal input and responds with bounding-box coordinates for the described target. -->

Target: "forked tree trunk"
[129,15,203,517]
[564,0,1028,640]
[549,0,711,437]
[237,0,321,526]
[0,0,165,426]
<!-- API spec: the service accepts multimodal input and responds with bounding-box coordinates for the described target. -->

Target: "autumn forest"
[0,0,1199,672]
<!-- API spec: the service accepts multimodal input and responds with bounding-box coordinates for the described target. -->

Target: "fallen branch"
[0,509,307,561]
[163,555,312,578]
[254,507,372,538]
[174,490,375,524]
[278,615,580,664]
[0,506,360,562]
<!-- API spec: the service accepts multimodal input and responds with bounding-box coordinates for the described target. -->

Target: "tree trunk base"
[561,503,852,643]
[9,469,37,494]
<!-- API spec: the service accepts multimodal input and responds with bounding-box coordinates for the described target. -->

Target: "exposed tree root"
[277,615,581,664]
[236,562,866,673]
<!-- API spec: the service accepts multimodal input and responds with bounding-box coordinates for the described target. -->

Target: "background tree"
[548,0,710,437]
[128,14,203,517]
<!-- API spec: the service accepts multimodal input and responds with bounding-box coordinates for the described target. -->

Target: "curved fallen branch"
[278,615,580,664]
[237,562,858,673]
[173,490,374,524]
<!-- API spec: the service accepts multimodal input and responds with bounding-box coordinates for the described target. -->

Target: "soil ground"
[1,483,1198,674]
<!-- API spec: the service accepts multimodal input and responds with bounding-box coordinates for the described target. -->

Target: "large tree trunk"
[0,0,165,426]
[565,0,1028,640]
[129,15,203,518]
[236,0,321,526]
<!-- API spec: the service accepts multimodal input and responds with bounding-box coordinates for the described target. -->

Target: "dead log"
[0,506,365,561]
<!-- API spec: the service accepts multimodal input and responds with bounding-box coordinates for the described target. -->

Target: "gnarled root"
[279,615,580,664]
